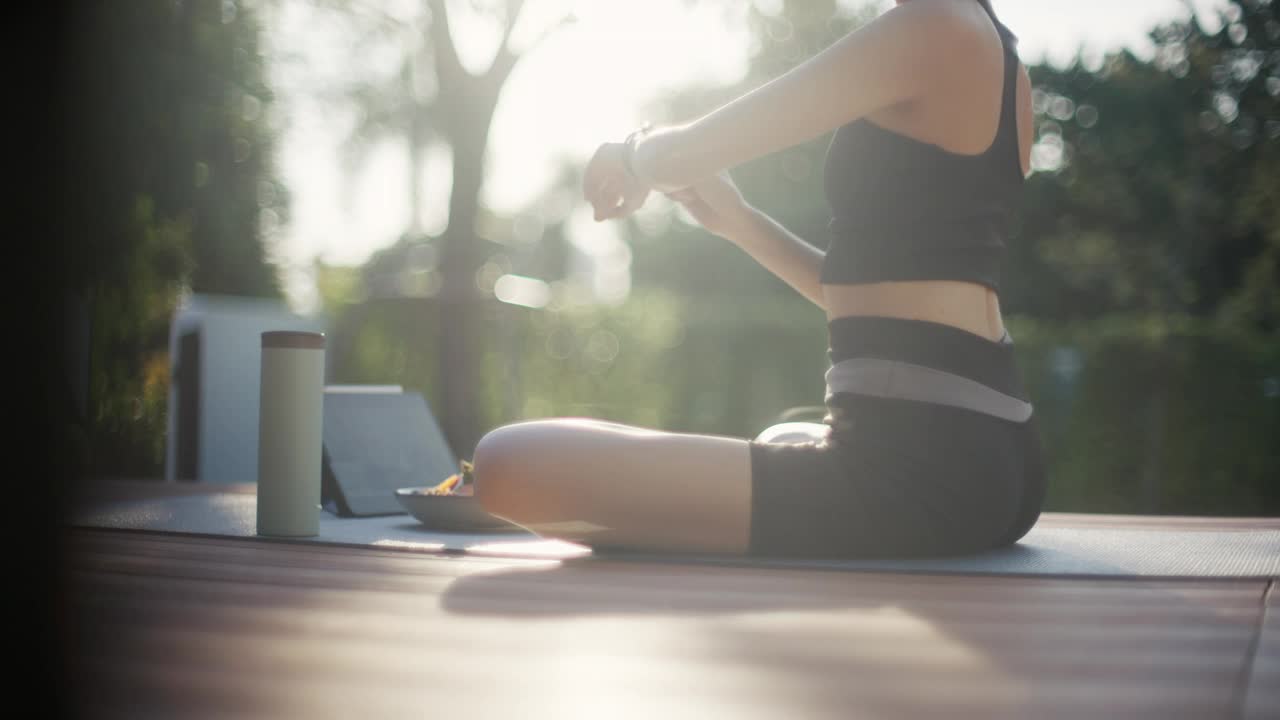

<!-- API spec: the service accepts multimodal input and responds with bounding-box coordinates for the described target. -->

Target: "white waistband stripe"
[824,358,1033,422]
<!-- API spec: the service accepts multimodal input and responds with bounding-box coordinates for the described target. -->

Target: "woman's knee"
[754,421,829,444]
[472,420,585,519]
[472,423,537,518]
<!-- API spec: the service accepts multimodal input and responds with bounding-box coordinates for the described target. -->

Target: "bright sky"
[267,0,1229,312]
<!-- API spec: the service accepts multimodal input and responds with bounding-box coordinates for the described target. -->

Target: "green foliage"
[82,197,192,474]
[324,287,828,437]
[60,0,286,477]
[327,288,1280,516]
[1011,0,1280,329]
[503,292,830,435]
[1010,315,1280,514]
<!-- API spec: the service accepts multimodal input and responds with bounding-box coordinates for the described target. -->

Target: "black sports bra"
[820,14,1024,291]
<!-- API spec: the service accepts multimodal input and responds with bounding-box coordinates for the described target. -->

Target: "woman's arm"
[628,1,982,194]
[667,173,826,311]
[725,209,827,312]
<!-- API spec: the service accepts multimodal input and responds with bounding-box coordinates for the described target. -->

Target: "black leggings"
[747,316,1047,559]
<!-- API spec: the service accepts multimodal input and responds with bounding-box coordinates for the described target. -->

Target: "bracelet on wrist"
[623,122,654,185]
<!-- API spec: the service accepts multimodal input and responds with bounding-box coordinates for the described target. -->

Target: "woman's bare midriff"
[822,280,1006,342]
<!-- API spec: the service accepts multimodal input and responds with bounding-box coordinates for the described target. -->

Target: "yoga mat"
[69,492,1280,578]
[68,493,588,559]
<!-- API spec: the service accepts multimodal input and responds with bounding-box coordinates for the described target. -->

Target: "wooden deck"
[63,486,1278,719]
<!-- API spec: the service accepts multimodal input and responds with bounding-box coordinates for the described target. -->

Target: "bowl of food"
[395,460,522,532]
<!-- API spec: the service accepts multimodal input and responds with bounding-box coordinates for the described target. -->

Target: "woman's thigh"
[472,418,753,554]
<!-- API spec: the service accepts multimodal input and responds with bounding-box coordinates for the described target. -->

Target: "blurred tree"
[1008,0,1279,330]
[319,0,575,455]
[56,0,287,476]
[993,0,1280,514]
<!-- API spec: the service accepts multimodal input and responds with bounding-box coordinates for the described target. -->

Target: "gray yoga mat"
[69,492,1280,578]
[69,493,588,558]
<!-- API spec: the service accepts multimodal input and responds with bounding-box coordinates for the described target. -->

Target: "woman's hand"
[583,142,650,222]
[665,171,755,239]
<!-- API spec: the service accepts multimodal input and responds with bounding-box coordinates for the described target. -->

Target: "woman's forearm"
[631,120,770,193]
[721,208,827,312]
[629,124,704,193]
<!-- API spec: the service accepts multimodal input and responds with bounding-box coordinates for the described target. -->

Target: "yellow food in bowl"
[424,459,475,496]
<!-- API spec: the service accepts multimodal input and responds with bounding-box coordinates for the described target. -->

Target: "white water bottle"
[256,330,325,537]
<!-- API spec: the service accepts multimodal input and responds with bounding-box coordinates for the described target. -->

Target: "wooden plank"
[67,530,536,579]
[69,527,1264,615]
[68,563,1261,633]
[1243,581,1280,720]
[67,530,1264,611]
[64,530,1267,720]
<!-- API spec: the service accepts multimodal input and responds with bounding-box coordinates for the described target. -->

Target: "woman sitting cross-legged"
[470,0,1047,559]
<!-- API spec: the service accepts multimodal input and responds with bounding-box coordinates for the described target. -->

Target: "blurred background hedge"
[321,285,1280,516]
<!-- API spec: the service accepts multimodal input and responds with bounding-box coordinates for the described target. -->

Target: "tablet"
[321,389,459,517]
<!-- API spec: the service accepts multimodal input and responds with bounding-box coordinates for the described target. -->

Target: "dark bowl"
[394,487,522,532]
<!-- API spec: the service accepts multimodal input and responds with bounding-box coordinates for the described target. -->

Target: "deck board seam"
[1232,577,1274,720]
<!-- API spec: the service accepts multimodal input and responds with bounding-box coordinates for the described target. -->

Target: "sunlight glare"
[995,0,1232,68]
[483,0,752,214]
[494,273,553,309]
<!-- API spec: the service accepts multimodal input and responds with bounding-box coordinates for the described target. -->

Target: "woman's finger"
[590,179,615,220]
[588,175,615,207]
[594,197,617,222]
[616,191,645,218]
[584,165,617,208]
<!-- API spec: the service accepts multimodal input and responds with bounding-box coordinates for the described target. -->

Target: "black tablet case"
[320,390,459,517]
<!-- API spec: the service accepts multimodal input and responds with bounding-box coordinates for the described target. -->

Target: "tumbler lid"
[262,330,325,349]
